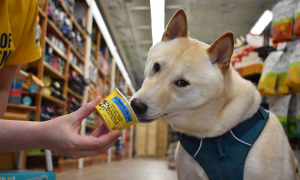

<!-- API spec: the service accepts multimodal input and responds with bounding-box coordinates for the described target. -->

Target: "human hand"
[41,96,121,159]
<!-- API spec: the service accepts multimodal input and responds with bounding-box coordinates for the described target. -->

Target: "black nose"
[131,98,148,115]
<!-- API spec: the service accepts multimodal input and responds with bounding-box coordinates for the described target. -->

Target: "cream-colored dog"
[130,9,299,180]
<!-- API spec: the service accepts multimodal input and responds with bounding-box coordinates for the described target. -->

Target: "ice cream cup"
[94,88,138,131]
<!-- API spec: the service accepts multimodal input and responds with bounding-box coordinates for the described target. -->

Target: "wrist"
[33,120,50,150]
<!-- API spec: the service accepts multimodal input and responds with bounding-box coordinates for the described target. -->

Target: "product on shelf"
[42,76,66,101]
[45,44,66,75]
[98,52,108,74]
[41,104,63,121]
[47,35,67,53]
[67,95,81,113]
[286,40,300,89]
[297,93,300,137]
[294,1,300,36]
[48,0,84,56]
[62,0,75,13]
[287,95,297,138]
[272,0,297,43]
[276,42,295,95]
[89,58,98,83]
[69,52,84,71]
[68,69,89,95]
[8,78,24,104]
[268,94,291,130]
[257,51,283,95]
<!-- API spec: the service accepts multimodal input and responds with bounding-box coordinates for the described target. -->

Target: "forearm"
[0,119,47,152]
[0,65,19,118]
[0,91,10,119]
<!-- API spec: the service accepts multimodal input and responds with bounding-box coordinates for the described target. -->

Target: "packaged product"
[294,1,300,36]
[286,40,300,88]
[269,94,291,130]
[272,0,296,42]
[257,51,283,95]
[287,95,297,138]
[296,93,300,137]
[276,42,295,95]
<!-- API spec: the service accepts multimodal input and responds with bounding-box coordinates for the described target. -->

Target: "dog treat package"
[297,93,300,137]
[272,0,296,43]
[294,1,300,36]
[269,94,292,130]
[258,51,283,95]
[287,95,297,138]
[276,42,295,95]
[286,40,300,88]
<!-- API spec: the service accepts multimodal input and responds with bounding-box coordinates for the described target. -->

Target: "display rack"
[2,0,135,172]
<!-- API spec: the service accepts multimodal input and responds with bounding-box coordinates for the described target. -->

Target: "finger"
[90,124,106,137]
[74,130,121,150]
[71,96,101,124]
[76,138,118,158]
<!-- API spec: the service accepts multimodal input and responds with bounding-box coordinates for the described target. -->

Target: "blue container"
[0,170,56,180]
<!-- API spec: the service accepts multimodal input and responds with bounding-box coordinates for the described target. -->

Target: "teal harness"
[177,106,269,180]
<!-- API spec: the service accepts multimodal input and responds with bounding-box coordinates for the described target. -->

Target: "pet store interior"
[1,0,300,179]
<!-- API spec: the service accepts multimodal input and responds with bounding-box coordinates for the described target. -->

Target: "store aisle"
[57,158,177,180]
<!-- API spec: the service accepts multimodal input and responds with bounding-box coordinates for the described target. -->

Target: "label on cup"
[95,88,138,131]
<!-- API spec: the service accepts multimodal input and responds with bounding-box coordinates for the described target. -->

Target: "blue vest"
[178,106,269,180]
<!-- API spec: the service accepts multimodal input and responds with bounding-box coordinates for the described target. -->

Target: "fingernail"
[93,96,100,102]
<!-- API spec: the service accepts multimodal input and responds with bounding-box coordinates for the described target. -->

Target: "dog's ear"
[207,32,234,73]
[161,9,188,41]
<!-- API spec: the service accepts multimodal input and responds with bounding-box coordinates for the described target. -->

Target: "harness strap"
[231,106,268,138]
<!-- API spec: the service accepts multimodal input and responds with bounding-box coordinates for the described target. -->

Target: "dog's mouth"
[137,113,168,123]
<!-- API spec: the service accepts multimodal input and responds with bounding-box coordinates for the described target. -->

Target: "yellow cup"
[94,88,138,131]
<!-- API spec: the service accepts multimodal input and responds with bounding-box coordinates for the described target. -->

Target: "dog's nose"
[131,98,148,115]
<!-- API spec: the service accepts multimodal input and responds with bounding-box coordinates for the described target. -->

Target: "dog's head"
[130,9,234,134]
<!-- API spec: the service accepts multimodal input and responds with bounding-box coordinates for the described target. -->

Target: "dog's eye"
[176,80,189,87]
[153,63,160,73]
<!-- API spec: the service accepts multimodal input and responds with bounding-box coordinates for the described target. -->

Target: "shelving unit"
[2,0,135,172]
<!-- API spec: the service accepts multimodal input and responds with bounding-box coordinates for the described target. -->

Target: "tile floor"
[56,158,177,180]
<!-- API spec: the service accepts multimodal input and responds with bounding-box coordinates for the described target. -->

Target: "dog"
[130,9,299,180]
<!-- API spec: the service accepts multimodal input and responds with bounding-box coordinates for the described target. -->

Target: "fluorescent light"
[150,0,165,45]
[250,10,273,35]
[89,0,135,93]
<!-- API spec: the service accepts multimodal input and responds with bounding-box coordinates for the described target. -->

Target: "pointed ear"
[161,9,188,41]
[207,32,234,72]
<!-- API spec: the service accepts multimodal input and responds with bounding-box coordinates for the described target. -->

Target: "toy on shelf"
[66,95,81,114]
[42,76,66,101]
[68,70,89,96]
[44,44,66,75]
[40,104,63,121]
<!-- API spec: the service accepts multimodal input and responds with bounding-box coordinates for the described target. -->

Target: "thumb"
[72,96,102,122]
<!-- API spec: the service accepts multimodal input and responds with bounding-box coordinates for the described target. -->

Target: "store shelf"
[70,62,84,76]
[45,38,68,61]
[90,54,96,62]
[235,62,264,77]
[6,104,37,111]
[38,7,46,19]
[47,20,70,45]
[22,83,41,95]
[89,77,97,86]
[68,88,83,101]
[43,61,66,80]
[73,19,86,37]
[42,92,65,105]
[71,46,85,63]
[60,2,73,19]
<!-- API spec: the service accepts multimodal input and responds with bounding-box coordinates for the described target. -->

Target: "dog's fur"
[131,9,299,180]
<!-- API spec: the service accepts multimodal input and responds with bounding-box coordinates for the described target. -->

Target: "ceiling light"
[250,10,273,35]
[150,0,165,45]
